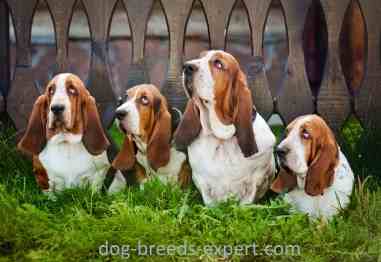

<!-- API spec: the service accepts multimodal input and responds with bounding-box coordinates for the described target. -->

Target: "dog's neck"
[48,132,83,145]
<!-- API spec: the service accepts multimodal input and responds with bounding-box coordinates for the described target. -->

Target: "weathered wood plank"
[243,0,273,119]
[317,0,351,132]
[6,0,40,130]
[200,0,235,50]
[355,0,381,129]
[160,0,193,111]
[0,0,10,114]
[46,0,76,73]
[123,0,154,88]
[277,0,314,124]
[82,0,117,118]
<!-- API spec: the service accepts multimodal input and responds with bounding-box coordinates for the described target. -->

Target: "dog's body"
[175,50,276,205]
[112,84,191,188]
[18,73,122,192]
[272,115,354,219]
[188,112,275,204]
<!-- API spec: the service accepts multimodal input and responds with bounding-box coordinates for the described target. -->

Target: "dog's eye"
[140,96,149,105]
[48,86,55,96]
[301,129,311,139]
[213,59,224,70]
[67,86,77,96]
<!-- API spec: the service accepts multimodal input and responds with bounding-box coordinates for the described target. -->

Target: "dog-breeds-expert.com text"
[18,73,125,193]
[271,115,354,219]
[111,84,192,188]
[174,50,277,205]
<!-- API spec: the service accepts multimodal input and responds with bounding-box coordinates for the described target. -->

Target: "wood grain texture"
[7,68,41,130]
[355,0,381,129]
[160,0,193,111]
[317,0,351,132]
[6,0,39,130]
[3,0,381,133]
[277,0,314,125]
[6,0,38,66]
[82,0,117,116]
[200,0,235,50]
[243,0,273,119]
[46,0,76,73]
[123,0,154,89]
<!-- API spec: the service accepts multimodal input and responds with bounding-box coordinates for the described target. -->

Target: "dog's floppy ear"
[147,97,171,171]
[305,129,338,196]
[18,95,48,155]
[271,169,298,193]
[82,95,110,155]
[112,135,136,171]
[233,70,258,157]
[173,99,201,150]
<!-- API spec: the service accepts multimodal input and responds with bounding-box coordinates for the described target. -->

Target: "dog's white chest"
[188,114,276,205]
[38,133,110,191]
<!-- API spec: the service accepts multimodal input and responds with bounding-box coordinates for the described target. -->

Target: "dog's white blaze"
[48,73,72,129]
[116,93,140,135]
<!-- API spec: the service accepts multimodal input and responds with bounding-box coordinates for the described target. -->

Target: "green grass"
[0,124,381,261]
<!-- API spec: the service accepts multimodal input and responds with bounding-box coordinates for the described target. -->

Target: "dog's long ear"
[18,95,48,155]
[305,127,338,196]
[271,169,298,193]
[112,135,136,171]
[147,97,171,171]
[173,99,201,150]
[82,95,110,155]
[233,70,258,157]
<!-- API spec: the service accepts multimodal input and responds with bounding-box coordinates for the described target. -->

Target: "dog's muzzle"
[274,147,292,173]
[182,63,198,97]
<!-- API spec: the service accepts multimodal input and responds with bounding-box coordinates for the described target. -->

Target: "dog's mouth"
[276,155,293,173]
[183,74,193,98]
[51,117,67,131]
[118,122,128,134]
[281,163,293,174]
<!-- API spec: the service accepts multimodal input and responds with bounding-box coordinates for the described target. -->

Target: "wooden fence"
[0,0,380,135]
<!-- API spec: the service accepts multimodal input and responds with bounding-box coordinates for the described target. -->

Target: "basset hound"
[271,115,354,219]
[18,73,124,193]
[111,84,191,187]
[174,50,276,205]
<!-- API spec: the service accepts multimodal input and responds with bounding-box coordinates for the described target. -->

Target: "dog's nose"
[115,110,127,120]
[275,146,289,158]
[51,104,65,115]
[183,63,198,76]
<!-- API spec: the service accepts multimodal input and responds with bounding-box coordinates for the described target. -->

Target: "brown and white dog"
[271,115,354,219]
[111,84,191,187]
[18,73,123,193]
[174,50,276,205]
